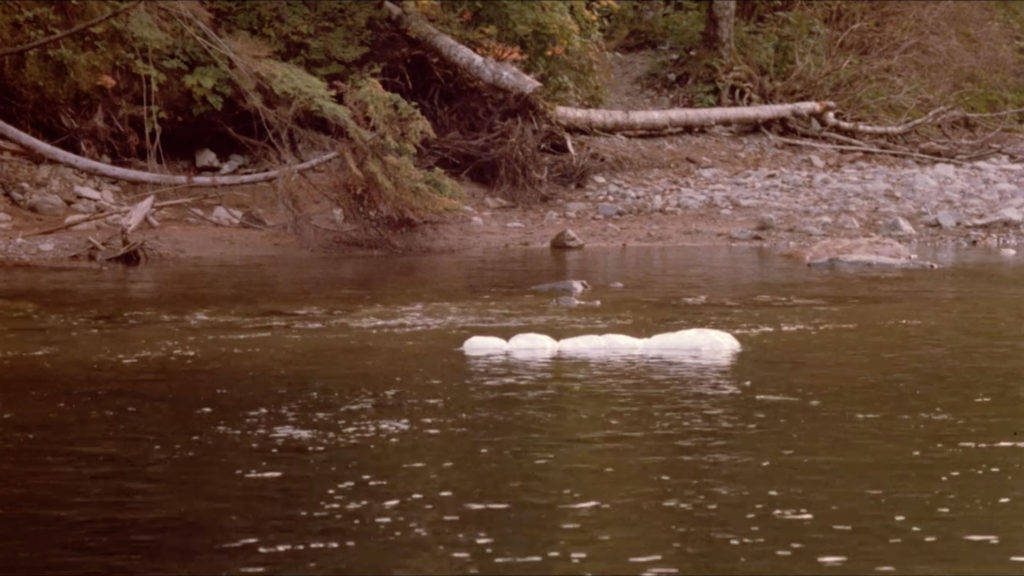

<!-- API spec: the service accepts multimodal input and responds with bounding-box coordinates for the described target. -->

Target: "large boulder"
[802,236,938,269]
[550,228,585,249]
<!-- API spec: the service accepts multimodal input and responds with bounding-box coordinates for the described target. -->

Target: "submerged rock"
[531,280,590,294]
[808,254,939,269]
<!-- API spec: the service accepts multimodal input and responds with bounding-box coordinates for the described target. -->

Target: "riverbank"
[1,128,1023,266]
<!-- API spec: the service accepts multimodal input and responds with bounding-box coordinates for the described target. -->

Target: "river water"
[1,247,1022,574]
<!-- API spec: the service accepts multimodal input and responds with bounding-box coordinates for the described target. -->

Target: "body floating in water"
[461,329,741,362]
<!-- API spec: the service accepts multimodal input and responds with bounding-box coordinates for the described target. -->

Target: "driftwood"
[24,192,231,237]
[0,119,339,186]
[383,1,835,134]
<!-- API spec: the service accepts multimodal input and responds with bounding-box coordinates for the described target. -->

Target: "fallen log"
[383,1,835,133]
[554,102,834,132]
[0,118,339,186]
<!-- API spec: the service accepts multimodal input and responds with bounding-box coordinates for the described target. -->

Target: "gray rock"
[543,211,559,223]
[211,205,242,226]
[484,196,513,209]
[755,213,778,231]
[195,148,221,170]
[729,228,762,241]
[470,216,484,227]
[798,225,826,237]
[550,228,585,250]
[808,154,826,169]
[505,221,525,229]
[931,163,956,180]
[0,212,11,222]
[936,211,958,230]
[72,185,103,201]
[1000,248,1017,257]
[836,214,860,230]
[912,174,938,193]
[218,153,249,175]
[883,216,916,237]
[966,206,1023,227]
[591,175,607,185]
[597,202,623,218]
[564,202,589,216]
[609,282,625,289]
[531,280,590,294]
[26,193,66,215]
[64,214,97,231]
[70,201,96,214]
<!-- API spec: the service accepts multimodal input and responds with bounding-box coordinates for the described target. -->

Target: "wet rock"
[804,236,913,262]
[550,296,601,308]
[195,148,221,171]
[550,228,585,250]
[882,216,916,237]
[26,192,66,215]
[729,228,762,241]
[809,254,939,270]
[531,280,590,294]
[966,206,1023,227]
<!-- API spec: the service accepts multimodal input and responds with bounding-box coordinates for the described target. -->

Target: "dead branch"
[819,107,951,135]
[0,118,339,186]
[761,127,968,165]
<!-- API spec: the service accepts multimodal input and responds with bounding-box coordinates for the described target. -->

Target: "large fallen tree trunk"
[0,119,338,186]
[383,1,835,133]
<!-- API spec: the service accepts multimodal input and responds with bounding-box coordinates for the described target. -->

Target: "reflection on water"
[1,247,1023,574]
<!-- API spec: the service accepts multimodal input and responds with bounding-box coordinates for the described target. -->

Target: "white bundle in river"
[461,329,740,361]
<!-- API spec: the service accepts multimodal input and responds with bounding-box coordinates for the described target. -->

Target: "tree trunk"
[381,1,542,97]
[702,0,736,63]
[554,102,833,133]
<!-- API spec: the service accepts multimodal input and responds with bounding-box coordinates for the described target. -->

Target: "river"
[1,246,1022,574]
